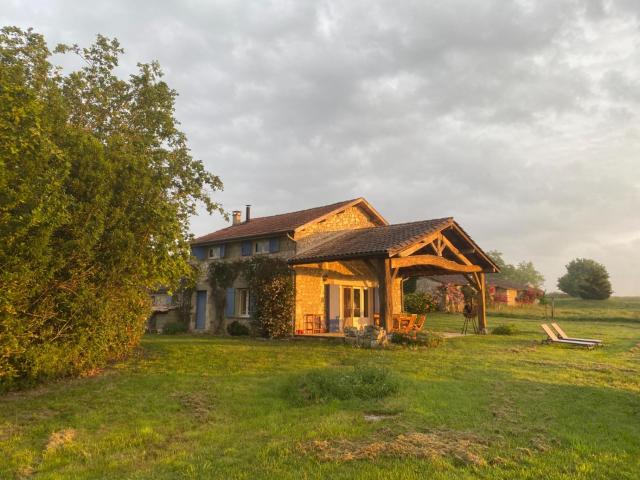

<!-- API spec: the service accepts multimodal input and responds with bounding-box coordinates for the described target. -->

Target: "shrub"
[390,331,444,348]
[492,324,518,335]
[227,320,250,336]
[517,287,543,304]
[0,29,223,387]
[290,364,400,404]
[162,321,188,335]
[437,283,465,312]
[404,292,438,314]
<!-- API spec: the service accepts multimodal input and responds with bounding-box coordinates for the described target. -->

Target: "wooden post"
[477,272,487,333]
[377,258,394,332]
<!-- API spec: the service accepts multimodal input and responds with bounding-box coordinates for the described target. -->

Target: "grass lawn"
[1,298,640,479]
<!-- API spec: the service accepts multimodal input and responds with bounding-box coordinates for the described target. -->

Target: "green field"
[1,297,639,479]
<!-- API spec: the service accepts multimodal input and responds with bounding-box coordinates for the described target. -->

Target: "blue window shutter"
[219,244,226,258]
[269,238,280,253]
[241,241,252,256]
[191,246,207,260]
[225,288,235,317]
[327,285,340,320]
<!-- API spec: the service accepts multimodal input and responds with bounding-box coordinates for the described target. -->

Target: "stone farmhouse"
[190,198,499,335]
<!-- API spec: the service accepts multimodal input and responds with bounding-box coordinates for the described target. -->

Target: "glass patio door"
[342,287,369,327]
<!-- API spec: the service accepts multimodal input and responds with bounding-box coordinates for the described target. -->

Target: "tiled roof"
[289,218,453,264]
[192,198,362,244]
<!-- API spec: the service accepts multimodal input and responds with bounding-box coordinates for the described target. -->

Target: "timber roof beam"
[390,254,482,273]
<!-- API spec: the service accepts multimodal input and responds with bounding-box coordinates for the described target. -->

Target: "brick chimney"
[245,205,251,222]
[232,210,242,226]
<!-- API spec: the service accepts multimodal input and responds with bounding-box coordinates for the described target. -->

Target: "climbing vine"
[207,257,294,338]
[208,260,244,334]
[245,257,294,338]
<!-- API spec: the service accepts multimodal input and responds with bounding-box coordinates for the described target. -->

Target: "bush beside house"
[0,28,222,388]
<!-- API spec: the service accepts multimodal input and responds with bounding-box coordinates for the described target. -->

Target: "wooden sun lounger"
[551,323,602,344]
[540,324,597,348]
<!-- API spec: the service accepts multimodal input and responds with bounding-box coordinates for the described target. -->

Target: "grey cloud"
[2,0,639,294]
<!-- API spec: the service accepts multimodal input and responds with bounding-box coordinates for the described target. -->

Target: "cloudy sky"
[3,0,639,294]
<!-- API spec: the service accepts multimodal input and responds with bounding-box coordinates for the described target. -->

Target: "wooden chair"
[304,314,325,334]
[304,314,316,334]
[313,315,325,334]
[402,316,416,334]
[391,314,416,334]
[412,314,426,332]
[541,324,597,348]
[551,323,602,345]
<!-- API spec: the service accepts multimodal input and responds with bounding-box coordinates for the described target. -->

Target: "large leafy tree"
[0,27,223,386]
[557,258,612,300]
[486,250,545,288]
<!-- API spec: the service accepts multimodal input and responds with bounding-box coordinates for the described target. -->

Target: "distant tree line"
[0,27,222,388]
[486,251,545,288]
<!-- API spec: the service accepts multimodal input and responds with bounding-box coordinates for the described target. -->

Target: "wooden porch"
[290,218,499,334]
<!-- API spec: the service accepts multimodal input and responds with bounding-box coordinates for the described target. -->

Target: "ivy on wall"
[245,257,294,338]
[208,257,294,338]
[208,260,244,334]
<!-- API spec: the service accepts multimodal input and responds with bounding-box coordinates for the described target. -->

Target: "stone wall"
[393,277,403,314]
[295,205,379,238]
[147,309,181,333]
[293,267,325,332]
[293,260,403,333]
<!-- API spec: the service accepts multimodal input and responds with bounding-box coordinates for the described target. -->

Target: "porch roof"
[289,217,499,273]
[290,218,451,263]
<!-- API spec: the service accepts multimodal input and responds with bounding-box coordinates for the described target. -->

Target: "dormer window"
[208,245,225,259]
[255,239,270,254]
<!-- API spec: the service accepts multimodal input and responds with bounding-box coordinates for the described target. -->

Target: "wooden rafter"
[435,236,444,256]
[463,273,479,291]
[396,230,444,257]
[440,235,473,266]
[391,254,482,272]
[391,267,400,281]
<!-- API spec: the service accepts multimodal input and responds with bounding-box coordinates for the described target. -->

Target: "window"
[208,245,224,259]
[152,294,171,306]
[237,288,250,317]
[255,239,269,254]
